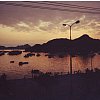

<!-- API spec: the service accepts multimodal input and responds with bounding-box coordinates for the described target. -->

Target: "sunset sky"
[0,1,100,46]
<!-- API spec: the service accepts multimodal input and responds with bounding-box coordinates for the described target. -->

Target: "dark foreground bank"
[0,71,100,100]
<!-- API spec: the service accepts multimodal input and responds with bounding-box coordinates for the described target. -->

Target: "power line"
[0,2,100,14]
[26,1,100,12]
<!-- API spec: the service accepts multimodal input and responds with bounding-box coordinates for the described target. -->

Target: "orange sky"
[0,1,100,46]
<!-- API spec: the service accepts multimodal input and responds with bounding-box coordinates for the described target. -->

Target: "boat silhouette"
[19,62,29,66]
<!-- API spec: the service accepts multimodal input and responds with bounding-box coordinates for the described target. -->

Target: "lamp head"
[63,24,66,26]
[75,20,80,24]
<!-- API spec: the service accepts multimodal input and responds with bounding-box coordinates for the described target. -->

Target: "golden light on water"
[0,52,100,79]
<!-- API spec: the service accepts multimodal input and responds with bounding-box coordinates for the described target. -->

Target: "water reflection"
[0,51,99,79]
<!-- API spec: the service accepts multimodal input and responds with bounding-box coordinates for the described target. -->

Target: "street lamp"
[63,20,80,75]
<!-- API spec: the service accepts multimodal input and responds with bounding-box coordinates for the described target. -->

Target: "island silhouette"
[25,34,100,55]
[0,34,100,56]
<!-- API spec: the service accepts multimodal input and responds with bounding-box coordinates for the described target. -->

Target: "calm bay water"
[0,51,100,79]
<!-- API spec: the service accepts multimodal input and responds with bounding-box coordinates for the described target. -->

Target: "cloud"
[17,22,30,28]
[14,22,32,32]
[0,13,100,46]
[31,15,100,37]
[79,15,86,21]
[37,20,53,31]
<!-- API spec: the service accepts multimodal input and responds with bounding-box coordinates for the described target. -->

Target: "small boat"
[36,53,41,57]
[24,53,35,58]
[19,62,29,66]
[24,55,29,58]
[8,51,22,55]
[10,61,14,63]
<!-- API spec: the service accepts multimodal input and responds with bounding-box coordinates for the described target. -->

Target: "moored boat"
[36,53,41,57]
[10,61,14,63]
[24,53,35,58]
[8,51,22,55]
[19,62,29,66]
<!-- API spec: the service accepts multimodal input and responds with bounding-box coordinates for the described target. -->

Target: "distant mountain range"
[0,44,31,50]
[0,34,100,54]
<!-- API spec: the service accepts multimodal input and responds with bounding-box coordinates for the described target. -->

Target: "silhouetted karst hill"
[0,34,99,54]
[31,44,42,52]
[16,44,31,49]
[72,34,100,53]
[75,34,92,39]
[0,44,31,50]
[10,44,31,49]
[73,34,95,43]
[42,38,70,53]
[25,34,100,54]
[26,39,70,53]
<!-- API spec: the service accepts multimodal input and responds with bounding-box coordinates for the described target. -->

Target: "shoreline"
[0,71,100,100]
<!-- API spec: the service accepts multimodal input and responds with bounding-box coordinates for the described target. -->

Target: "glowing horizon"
[0,1,100,46]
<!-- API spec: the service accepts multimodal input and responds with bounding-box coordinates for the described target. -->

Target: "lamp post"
[63,20,80,100]
[63,20,80,75]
